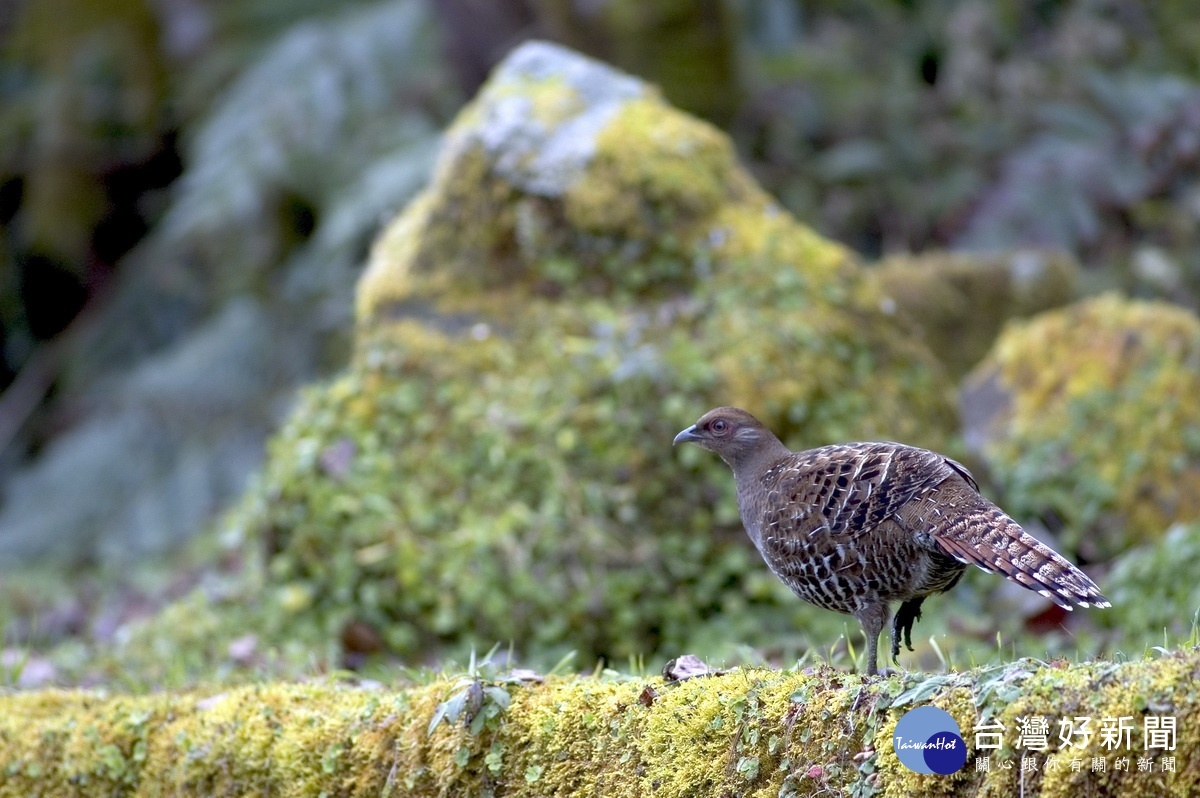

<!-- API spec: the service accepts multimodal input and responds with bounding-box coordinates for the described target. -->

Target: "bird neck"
[724,434,791,552]
[725,434,792,491]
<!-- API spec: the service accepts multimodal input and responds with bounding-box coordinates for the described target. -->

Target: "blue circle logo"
[892,706,967,775]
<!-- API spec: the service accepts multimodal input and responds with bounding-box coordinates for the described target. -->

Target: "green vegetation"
[737,0,1200,304]
[9,29,1184,694]
[1102,522,1200,644]
[964,294,1200,560]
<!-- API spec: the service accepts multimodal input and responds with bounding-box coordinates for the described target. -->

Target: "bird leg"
[891,597,925,665]
[854,602,890,677]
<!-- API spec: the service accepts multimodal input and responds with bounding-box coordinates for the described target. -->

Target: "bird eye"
[711,419,728,434]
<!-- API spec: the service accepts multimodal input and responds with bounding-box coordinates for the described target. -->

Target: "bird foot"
[890,598,925,661]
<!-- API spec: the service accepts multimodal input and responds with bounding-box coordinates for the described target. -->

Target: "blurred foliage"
[957,74,1200,260]
[0,0,456,568]
[735,0,1200,306]
[0,0,386,370]
[0,0,454,437]
[1102,522,1200,645]
[532,0,741,124]
[963,294,1200,561]
[0,299,305,564]
[153,0,449,297]
[868,248,1079,378]
[1,0,166,268]
[11,0,1200,384]
[69,0,455,385]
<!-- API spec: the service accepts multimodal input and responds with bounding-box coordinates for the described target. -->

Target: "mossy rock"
[2,651,1199,797]
[962,293,1200,561]
[198,41,960,670]
[355,40,766,316]
[869,249,1079,379]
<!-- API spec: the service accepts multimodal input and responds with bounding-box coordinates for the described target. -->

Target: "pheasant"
[674,407,1109,676]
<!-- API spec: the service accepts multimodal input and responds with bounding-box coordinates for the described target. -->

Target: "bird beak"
[673,425,701,446]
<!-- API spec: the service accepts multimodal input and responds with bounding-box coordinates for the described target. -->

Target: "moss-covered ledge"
[2,649,1197,797]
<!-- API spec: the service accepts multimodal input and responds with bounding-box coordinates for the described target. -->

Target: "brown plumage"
[674,407,1109,676]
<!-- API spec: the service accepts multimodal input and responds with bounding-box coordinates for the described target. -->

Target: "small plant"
[427,648,532,737]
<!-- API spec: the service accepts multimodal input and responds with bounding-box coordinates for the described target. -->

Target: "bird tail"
[931,493,1110,610]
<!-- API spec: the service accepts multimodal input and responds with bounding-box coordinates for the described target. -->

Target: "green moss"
[564,97,743,236]
[222,271,950,669]
[358,71,750,315]
[963,293,1200,559]
[3,652,1199,796]
[8,0,166,264]
[875,652,1200,797]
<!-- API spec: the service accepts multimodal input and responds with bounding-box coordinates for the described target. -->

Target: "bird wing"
[755,442,955,547]
[750,443,961,606]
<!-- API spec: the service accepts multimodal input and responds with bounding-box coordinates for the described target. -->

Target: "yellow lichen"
[354,190,435,322]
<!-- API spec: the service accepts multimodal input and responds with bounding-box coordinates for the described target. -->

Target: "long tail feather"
[931,494,1109,610]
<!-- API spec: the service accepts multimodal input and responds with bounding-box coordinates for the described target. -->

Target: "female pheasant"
[674,407,1109,676]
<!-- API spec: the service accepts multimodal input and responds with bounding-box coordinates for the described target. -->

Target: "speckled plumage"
[675,407,1109,676]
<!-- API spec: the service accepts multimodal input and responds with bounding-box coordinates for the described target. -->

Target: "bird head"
[673,407,785,469]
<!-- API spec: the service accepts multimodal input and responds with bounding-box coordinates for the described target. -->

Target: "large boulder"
[173,42,958,669]
[962,293,1200,561]
[245,41,957,666]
